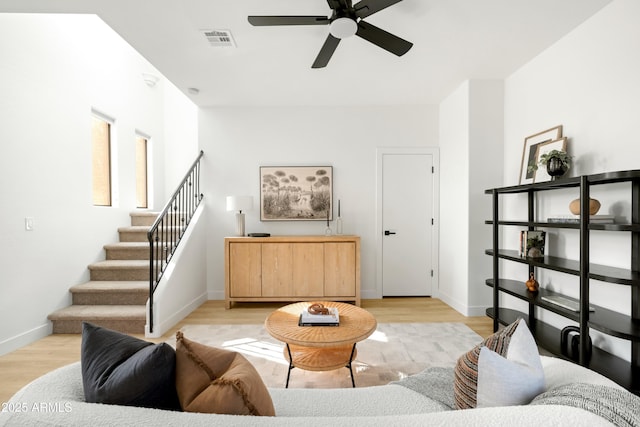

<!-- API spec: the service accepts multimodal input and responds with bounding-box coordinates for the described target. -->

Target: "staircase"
[48,212,159,334]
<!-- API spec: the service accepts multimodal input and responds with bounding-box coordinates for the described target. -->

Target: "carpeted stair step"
[48,305,146,334]
[129,211,159,226]
[88,260,150,281]
[104,242,150,260]
[118,225,184,242]
[118,226,153,242]
[130,211,186,226]
[70,281,148,305]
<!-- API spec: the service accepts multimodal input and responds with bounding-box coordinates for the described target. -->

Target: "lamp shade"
[226,195,253,213]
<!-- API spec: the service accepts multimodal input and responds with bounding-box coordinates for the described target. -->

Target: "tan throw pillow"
[454,318,544,409]
[175,331,275,416]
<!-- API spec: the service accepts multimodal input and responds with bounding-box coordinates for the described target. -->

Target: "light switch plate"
[25,217,34,231]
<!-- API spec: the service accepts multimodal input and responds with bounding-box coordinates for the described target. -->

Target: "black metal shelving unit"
[485,170,640,394]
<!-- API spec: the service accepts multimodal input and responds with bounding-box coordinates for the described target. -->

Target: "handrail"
[147,150,204,333]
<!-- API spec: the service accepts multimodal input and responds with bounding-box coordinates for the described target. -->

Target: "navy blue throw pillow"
[80,322,180,410]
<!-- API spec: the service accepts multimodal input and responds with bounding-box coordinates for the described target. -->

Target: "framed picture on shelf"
[519,230,546,258]
[260,166,333,221]
[519,125,563,185]
[532,137,568,183]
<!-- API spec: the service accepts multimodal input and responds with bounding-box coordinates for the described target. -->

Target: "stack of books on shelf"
[547,215,615,224]
[541,295,595,312]
[298,307,340,326]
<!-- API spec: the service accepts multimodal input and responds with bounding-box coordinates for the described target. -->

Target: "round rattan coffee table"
[265,301,377,387]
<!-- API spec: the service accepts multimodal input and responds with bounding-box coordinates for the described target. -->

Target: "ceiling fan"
[248,0,413,68]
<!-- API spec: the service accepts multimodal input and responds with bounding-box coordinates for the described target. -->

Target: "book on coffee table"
[298,307,340,326]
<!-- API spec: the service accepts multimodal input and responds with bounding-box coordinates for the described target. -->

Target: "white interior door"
[381,152,434,296]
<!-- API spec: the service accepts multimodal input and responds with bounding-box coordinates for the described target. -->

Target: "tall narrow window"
[92,116,112,206]
[135,135,148,208]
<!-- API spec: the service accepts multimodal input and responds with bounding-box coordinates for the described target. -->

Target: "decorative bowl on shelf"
[569,198,601,215]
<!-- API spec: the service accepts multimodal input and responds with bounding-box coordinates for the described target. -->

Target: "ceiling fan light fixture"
[329,17,357,39]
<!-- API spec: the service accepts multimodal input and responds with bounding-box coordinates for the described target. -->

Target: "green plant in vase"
[528,149,573,180]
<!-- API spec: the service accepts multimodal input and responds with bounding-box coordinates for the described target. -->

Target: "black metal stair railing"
[147,150,204,333]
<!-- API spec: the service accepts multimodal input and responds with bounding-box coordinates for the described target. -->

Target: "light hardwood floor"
[0,298,492,403]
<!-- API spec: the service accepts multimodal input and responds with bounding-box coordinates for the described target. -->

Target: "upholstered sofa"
[1,356,638,427]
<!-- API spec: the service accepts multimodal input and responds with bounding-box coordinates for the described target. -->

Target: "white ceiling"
[2,0,612,107]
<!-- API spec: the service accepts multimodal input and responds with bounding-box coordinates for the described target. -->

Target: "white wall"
[439,82,471,312]
[163,88,199,193]
[0,14,199,354]
[439,80,504,316]
[502,0,640,360]
[468,81,504,313]
[198,106,439,300]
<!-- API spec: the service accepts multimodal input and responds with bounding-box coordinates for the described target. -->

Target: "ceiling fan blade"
[354,0,403,19]
[326,0,352,11]
[248,16,330,26]
[356,20,412,56]
[312,34,341,68]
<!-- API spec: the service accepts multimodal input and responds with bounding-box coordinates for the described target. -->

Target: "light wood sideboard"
[224,235,361,309]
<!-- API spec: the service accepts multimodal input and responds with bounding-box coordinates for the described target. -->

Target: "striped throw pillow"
[454,318,544,409]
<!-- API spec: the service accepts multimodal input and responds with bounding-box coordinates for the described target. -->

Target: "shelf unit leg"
[632,179,640,391]
[579,176,591,366]
[492,190,499,332]
[527,191,536,330]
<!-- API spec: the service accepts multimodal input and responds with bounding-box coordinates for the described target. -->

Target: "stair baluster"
[147,150,204,333]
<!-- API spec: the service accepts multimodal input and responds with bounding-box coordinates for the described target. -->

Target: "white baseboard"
[0,322,52,357]
[145,292,208,338]
[466,305,489,317]
[438,292,490,317]
[437,292,469,317]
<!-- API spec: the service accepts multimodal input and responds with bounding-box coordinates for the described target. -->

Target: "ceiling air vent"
[202,29,236,48]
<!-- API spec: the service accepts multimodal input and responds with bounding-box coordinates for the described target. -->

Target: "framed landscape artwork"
[260,166,333,221]
[519,125,563,185]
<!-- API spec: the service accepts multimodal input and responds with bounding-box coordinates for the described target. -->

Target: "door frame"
[375,147,440,299]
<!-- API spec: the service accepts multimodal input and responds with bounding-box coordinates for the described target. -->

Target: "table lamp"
[226,195,253,236]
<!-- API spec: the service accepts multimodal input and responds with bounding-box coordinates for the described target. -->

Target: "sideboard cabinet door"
[324,242,356,297]
[228,242,262,297]
[292,243,324,297]
[261,243,293,297]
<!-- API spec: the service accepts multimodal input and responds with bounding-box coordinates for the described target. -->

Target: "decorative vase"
[569,198,601,215]
[527,247,543,259]
[546,156,568,180]
[525,272,539,293]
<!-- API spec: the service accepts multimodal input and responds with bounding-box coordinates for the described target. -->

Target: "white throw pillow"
[476,318,545,407]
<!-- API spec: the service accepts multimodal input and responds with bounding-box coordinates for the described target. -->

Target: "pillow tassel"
[176,331,218,381]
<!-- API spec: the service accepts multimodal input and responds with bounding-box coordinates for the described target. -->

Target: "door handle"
[384,230,396,236]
